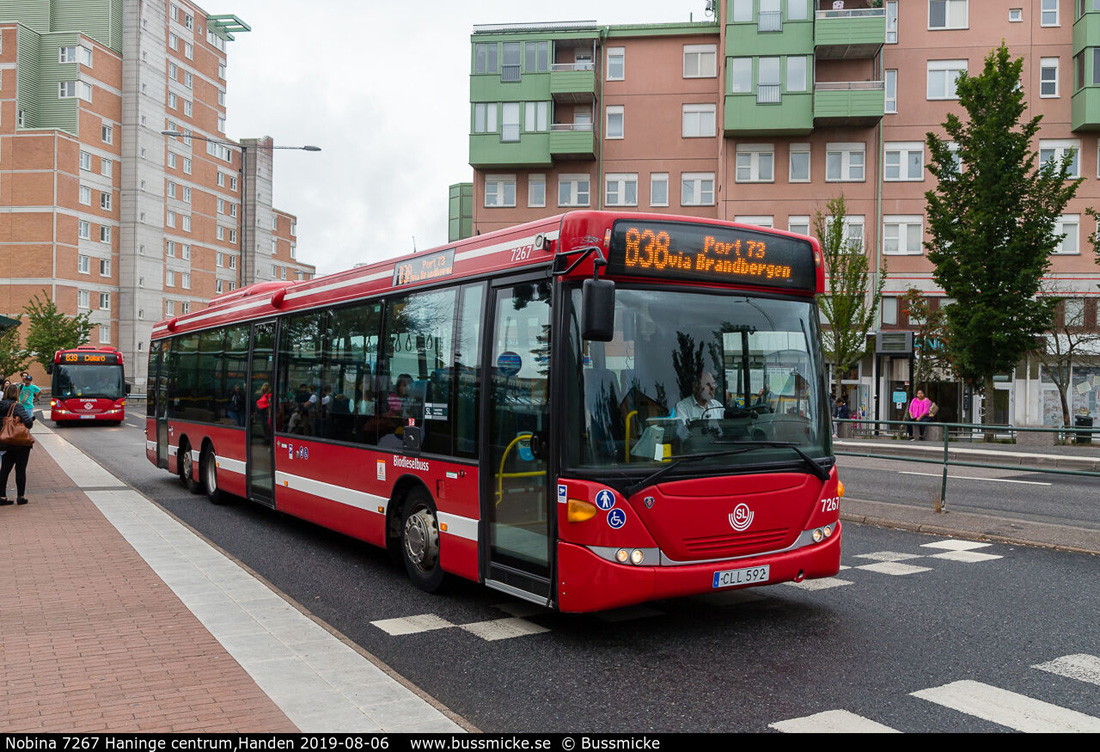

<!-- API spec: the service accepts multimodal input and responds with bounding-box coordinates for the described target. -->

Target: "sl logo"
[729,503,754,532]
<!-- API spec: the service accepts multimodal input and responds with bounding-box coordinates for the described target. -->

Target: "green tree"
[925,43,1081,429]
[22,293,92,372]
[900,288,954,391]
[813,194,886,395]
[0,319,31,378]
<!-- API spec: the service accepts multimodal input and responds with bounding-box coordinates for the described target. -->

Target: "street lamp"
[160,130,320,288]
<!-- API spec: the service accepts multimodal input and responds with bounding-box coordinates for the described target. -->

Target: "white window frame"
[1041,0,1059,26]
[825,142,866,182]
[681,172,715,206]
[605,173,639,207]
[1040,139,1080,178]
[736,144,775,183]
[484,174,516,208]
[683,44,717,79]
[99,226,111,244]
[79,151,92,170]
[789,143,811,182]
[99,258,111,276]
[886,1,899,43]
[927,60,968,100]
[101,124,113,144]
[883,215,925,255]
[101,159,112,177]
[606,105,624,140]
[78,220,91,240]
[1040,57,1059,98]
[78,290,90,309]
[884,142,925,182]
[79,185,92,205]
[682,104,716,138]
[928,0,968,30]
[524,101,548,132]
[736,216,774,229]
[650,173,669,207]
[528,174,546,208]
[100,191,112,210]
[1053,215,1080,255]
[558,174,591,207]
[99,292,111,310]
[787,215,811,237]
[885,69,898,113]
[1064,299,1085,327]
[166,270,175,288]
[606,47,625,81]
[77,254,90,274]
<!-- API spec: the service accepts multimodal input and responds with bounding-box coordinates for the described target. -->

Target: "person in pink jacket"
[907,389,933,440]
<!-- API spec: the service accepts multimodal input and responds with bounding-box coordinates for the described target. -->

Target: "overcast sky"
[217,0,710,277]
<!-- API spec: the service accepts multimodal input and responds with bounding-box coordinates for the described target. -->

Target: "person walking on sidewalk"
[0,382,35,505]
[907,389,933,440]
[18,373,40,413]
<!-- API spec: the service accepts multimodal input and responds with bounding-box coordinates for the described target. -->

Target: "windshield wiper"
[624,441,830,497]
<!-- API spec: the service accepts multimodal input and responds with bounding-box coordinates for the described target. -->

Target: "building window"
[1064,299,1085,327]
[884,142,925,181]
[736,144,775,183]
[182,273,191,290]
[98,226,110,243]
[79,186,92,205]
[756,57,781,103]
[1041,0,1059,26]
[78,290,90,309]
[606,105,624,139]
[165,300,175,317]
[182,302,190,315]
[167,211,176,228]
[101,159,112,177]
[78,254,90,274]
[99,258,110,276]
[99,292,110,310]
[607,47,625,80]
[683,44,717,78]
[650,173,669,207]
[182,215,191,232]
[729,58,752,93]
[787,56,809,92]
[59,81,91,100]
[605,174,638,207]
[528,175,546,208]
[928,60,968,99]
[80,151,91,170]
[789,143,811,182]
[826,143,866,182]
[1054,215,1080,254]
[1040,140,1080,177]
[101,124,113,144]
[100,192,112,210]
[681,173,715,206]
[929,0,968,30]
[736,216,773,228]
[79,221,91,240]
[216,279,225,294]
[885,69,898,113]
[500,102,520,142]
[475,43,499,74]
[883,216,924,255]
[525,41,549,73]
[181,244,190,260]
[1009,8,1023,21]
[787,215,811,236]
[830,216,866,251]
[886,1,899,43]
[882,297,899,325]
[682,104,716,137]
[730,0,753,22]
[558,174,591,207]
[1040,58,1059,97]
[166,270,176,288]
[484,175,516,208]
[472,103,495,133]
[524,101,548,132]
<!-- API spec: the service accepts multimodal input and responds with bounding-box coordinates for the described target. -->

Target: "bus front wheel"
[179,442,201,494]
[401,489,445,593]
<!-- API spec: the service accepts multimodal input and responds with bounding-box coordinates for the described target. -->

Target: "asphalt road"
[55,417,1100,732]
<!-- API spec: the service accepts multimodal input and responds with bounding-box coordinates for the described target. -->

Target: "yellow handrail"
[496,432,535,505]
[624,410,638,463]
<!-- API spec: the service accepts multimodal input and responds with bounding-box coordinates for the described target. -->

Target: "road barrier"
[834,418,1100,512]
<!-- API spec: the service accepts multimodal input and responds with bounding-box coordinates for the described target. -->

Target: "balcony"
[814,7,886,60]
[724,92,813,137]
[550,62,596,103]
[813,80,885,127]
[469,132,552,169]
[549,123,595,160]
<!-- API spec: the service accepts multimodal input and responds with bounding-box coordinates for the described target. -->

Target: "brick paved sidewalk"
[0,441,297,733]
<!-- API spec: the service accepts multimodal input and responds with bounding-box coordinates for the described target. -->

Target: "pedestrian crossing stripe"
[770,653,1100,733]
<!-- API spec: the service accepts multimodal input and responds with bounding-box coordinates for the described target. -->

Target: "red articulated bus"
[146,211,842,612]
[50,345,128,425]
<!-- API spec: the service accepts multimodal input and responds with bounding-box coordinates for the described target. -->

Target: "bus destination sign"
[393,248,456,287]
[607,220,816,292]
[62,352,120,365]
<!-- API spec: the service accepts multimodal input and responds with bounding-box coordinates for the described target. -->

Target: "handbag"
[1,403,34,447]
[929,402,939,418]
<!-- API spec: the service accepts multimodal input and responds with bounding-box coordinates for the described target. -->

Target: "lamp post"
[160,130,320,289]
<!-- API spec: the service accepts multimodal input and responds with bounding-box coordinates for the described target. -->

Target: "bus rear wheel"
[401,489,445,593]
[179,442,201,494]
[201,448,229,505]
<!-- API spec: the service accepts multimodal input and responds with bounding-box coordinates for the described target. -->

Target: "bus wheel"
[201,449,229,505]
[401,489,445,593]
[179,442,201,494]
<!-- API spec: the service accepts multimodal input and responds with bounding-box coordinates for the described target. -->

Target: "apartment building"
[452,0,1100,427]
[0,0,314,390]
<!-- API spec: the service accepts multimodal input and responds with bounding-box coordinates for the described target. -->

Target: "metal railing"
[834,418,1100,511]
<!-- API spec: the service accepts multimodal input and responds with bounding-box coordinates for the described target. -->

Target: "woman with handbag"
[0,382,35,505]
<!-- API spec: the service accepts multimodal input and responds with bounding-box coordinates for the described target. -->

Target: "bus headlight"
[615,548,629,563]
[629,549,644,565]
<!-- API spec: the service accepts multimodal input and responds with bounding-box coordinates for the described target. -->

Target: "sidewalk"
[0,422,469,733]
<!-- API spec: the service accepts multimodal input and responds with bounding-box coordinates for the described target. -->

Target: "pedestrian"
[19,373,40,413]
[907,389,933,440]
[0,382,35,505]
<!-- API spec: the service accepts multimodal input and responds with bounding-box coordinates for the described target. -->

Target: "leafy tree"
[900,288,954,391]
[925,43,1081,429]
[813,194,886,395]
[0,319,30,378]
[22,293,92,372]
[1034,286,1100,429]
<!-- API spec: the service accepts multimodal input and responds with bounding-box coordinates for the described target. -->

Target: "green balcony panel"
[549,128,595,160]
[471,72,551,103]
[469,133,552,169]
[550,68,596,103]
[1072,87,1100,131]
[814,83,884,127]
[724,20,813,58]
[1072,12,1100,56]
[723,92,813,137]
[814,8,885,60]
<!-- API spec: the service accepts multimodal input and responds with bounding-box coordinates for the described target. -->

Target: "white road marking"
[911,680,1100,732]
[853,562,933,576]
[898,471,1050,486]
[769,709,900,733]
[371,614,455,636]
[1033,654,1100,687]
[921,540,993,551]
[460,617,549,641]
[855,551,925,562]
[783,577,853,591]
[926,550,1002,563]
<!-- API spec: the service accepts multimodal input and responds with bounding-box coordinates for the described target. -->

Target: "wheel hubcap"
[404,507,439,572]
[204,456,216,492]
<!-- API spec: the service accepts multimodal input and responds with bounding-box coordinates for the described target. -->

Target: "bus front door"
[153,340,170,469]
[247,321,276,507]
[483,278,553,605]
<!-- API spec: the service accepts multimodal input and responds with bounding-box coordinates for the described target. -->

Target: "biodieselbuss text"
[146,211,842,613]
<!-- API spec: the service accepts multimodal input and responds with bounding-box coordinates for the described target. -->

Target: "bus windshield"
[565,286,830,472]
[53,364,125,400]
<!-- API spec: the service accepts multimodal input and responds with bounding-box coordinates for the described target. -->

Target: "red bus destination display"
[607,219,817,292]
[62,351,121,365]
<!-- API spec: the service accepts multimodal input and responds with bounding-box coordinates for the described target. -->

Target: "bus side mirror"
[46,364,53,375]
[125,383,132,395]
[581,278,615,342]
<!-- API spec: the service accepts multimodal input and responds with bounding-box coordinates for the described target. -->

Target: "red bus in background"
[146,211,842,612]
[50,345,129,425]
